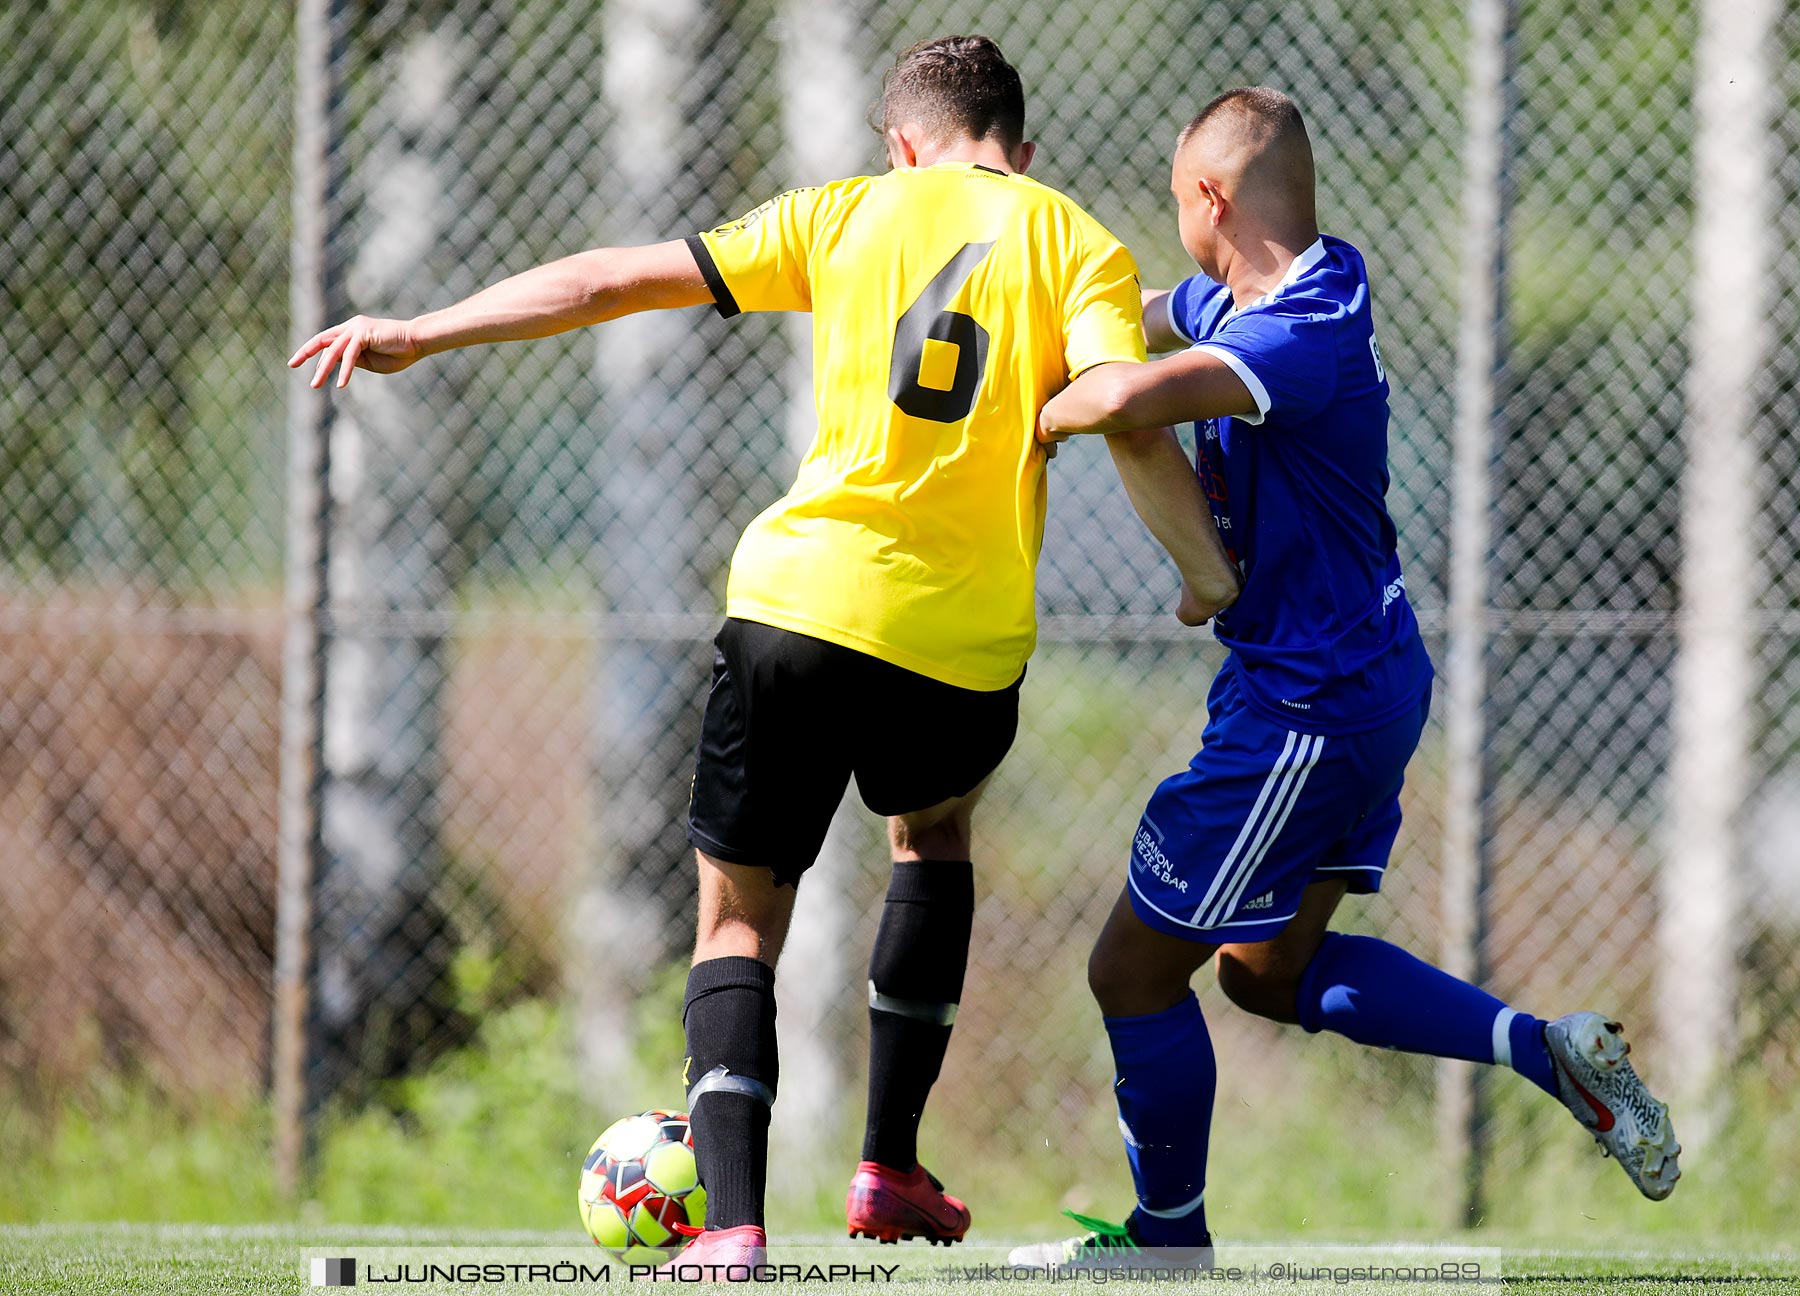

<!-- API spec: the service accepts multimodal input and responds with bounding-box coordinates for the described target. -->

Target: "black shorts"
[686,618,1023,885]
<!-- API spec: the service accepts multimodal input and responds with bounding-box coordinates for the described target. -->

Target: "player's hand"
[1176,581,1210,626]
[1036,410,1070,460]
[288,315,421,389]
[1176,577,1236,627]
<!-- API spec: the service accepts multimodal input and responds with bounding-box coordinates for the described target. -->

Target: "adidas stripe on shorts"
[1126,664,1430,944]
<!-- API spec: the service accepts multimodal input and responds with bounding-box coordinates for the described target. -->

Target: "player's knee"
[1086,941,1132,1013]
[1086,936,1173,1016]
[889,813,973,860]
[1215,949,1301,1022]
[1214,951,1261,1014]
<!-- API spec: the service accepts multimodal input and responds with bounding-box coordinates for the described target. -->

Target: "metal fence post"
[1659,0,1773,1146]
[274,0,346,1199]
[1440,0,1516,1230]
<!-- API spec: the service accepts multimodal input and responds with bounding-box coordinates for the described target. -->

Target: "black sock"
[861,860,974,1170]
[683,956,778,1230]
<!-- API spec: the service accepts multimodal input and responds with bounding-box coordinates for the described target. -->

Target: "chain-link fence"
[3,0,1795,1234]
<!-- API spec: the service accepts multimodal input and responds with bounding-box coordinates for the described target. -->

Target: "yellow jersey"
[688,161,1146,691]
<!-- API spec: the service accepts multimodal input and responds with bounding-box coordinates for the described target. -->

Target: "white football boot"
[1007,1212,1212,1271]
[1544,1011,1681,1200]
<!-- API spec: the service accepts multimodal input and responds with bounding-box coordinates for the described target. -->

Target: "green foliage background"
[7,991,1799,1245]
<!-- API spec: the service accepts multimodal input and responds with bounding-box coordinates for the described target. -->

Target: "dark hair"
[1179,85,1308,151]
[878,35,1025,149]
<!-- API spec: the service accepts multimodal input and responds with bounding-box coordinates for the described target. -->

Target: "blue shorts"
[1127,665,1430,944]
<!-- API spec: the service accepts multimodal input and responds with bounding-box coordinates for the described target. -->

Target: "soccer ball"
[577,1109,705,1262]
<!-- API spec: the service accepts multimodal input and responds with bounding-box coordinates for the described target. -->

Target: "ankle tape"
[867,980,958,1025]
[686,1064,775,1110]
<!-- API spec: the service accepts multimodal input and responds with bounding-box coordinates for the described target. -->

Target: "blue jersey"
[1165,236,1432,735]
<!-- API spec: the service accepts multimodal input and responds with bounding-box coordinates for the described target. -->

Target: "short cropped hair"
[879,36,1025,150]
[1178,85,1308,153]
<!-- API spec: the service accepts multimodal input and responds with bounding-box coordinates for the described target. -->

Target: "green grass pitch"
[4,1226,1798,1295]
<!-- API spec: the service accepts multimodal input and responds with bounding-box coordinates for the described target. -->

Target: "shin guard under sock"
[861,860,975,1170]
[1295,931,1557,1096]
[683,956,779,1230]
[1106,993,1214,1246]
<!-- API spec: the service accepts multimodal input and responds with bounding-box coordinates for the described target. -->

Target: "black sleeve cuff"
[685,236,740,319]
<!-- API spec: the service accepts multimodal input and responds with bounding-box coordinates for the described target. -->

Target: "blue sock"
[1294,932,1556,1097]
[1103,993,1213,1246]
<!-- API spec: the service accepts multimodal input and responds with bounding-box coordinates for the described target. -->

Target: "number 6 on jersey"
[889,242,995,423]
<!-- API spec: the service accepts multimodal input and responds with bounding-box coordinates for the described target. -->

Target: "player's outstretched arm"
[1038,350,1257,441]
[1103,424,1240,625]
[288,240,712,389]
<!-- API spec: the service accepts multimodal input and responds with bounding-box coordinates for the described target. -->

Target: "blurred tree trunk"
[767,0,874,1191]
[1659,0,1773,1149]
[314,16,484,1104]
[576,0,734,1099]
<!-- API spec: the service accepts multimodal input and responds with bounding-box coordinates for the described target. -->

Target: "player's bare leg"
[887,777,989,860]
[675,849,798,1261]
[1213,878,1346,1021]
[1087,885,1220,1017]
[847,783,989,1245]
[692,849,798,966]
